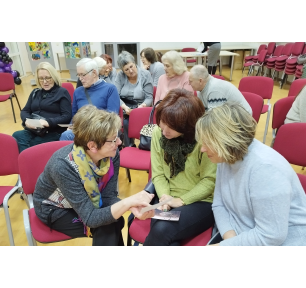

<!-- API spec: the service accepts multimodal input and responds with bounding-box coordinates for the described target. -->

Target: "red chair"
[244,44,267,63]
[238,76,274,144]
[212,75,225,80]
[0,133,22,246]
[181,47,197,65]
[120,107,154,182]
[248,49,268,76]
[287,79,306,97]
[265,45,284,75]
[119,107,124,133]
[271,97,295,144]
[241,92,264,123]
[0,73,21,123]
[272,43,294,81]
[62,82,75,103]
[297,174,306,192]
[153,86,157,102]
[20,141,73,245]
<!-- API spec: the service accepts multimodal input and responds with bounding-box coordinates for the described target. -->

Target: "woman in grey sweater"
[33,105,154,246]
[196,103,306,246]
[115,51,153,147]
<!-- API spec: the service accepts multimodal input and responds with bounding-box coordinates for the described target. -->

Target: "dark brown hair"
[155,88,205,143]
[140,47,157,64]
[100,54,113,64]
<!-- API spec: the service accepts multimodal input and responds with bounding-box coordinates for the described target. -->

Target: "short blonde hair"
[195,103,257,164]
[162,50,187,75]
[72,105,121,151]
[36,62,61,88]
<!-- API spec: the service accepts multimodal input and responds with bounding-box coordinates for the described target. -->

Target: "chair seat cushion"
[262,104,269,114]
[286,57,297,65]
[0,186,15,205]
[266,58,277,63]
[245,56,253,61]
[120,147,151,170]
[276,55,289,62]
[0,94,11,102]
[296,64,304,70]
[181,227,213,246]
[244,62,254,67]
[187,59,196,63]
[29,208,72,243]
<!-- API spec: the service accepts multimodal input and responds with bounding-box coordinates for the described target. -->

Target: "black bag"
[23,113,48,137]
[139,100,161,151]
[122,98,139,119]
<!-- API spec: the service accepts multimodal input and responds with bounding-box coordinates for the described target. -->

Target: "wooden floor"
[0,67,305,246]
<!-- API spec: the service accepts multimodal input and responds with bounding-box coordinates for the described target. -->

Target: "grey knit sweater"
[285,86,306,124]
[197,76,252,114]
[33,144,120,228]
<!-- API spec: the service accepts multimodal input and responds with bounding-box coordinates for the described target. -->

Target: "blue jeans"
[12,129,61,153]
[123,117,135,147]
[59,129,75,141]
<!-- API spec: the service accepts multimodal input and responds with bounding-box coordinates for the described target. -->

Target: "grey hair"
[161,50,187,75]
[117,51,135,70]
[93,57,107,71]
[76,58,98,75]
[190,65,209,81]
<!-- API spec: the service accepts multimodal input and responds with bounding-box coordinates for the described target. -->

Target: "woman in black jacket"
[12,62,72,152]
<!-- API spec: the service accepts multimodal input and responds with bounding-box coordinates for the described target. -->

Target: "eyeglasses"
[38,77,53,82]
[76,69,93,78]
[105,133,119,145]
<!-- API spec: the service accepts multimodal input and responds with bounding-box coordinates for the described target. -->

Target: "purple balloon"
[0,68,4,73]
[4,66,11,72]
[1,47,9,53]
[11,70,17,78]
[0,61,4,68]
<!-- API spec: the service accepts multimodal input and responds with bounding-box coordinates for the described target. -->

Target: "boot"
[212,66,217,75]
[208,66,213,75]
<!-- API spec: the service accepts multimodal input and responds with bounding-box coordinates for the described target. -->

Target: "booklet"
[152,210,181,221]
[140,196,173,213]
[58,124,73,128]
[26,118,44,128]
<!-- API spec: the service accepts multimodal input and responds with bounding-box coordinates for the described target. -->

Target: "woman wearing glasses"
[115,51,153,147]
[33,105,154,246]
[12,62,72,153]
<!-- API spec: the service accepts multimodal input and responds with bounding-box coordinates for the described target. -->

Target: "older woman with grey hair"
[115,51,153,147]
[154,50,193,104]
[196,102,306,246]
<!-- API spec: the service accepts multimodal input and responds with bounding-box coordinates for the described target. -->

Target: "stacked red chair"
[181,47,197,65]
[244,44,267,63]
[287,78,306,97]
[280,42,305,88]
[248,49,268,76]
[272,43,294,81]
[265,45,284,75]
[294,45,306,79]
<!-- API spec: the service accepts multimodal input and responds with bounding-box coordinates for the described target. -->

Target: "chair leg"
[280,73,287,89]
[125,168,131,182]
[242,66,245,74]
[263,107,271,144]
[23,209,36,246]
[302,167,305,170]
[9,97,17,123]
[13,93,21,110]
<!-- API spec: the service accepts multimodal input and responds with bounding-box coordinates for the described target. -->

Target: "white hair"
[76,58,98,75]
[190,65,209,81]
[161,50,187,75]
[93,57,107,70]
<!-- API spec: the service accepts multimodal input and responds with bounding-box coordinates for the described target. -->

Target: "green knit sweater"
[151,127,217,205]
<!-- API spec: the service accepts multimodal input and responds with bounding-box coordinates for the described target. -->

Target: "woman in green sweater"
[143,88,217,246]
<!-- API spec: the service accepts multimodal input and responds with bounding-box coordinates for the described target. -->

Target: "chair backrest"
[0,73,15,92]
[267,42,276,55]
[241,92,263,123]
[273,123,306,167]
[18,141,73,195]
[291,42,305,57]
[119,107,124,133]
[61,82,75,102]
[258,49,268,63]
[153,86,157,102]
[288,79,306,97]
[181,48,196,52]
[271,97,295,130]
[238,76,274,100]
[0,133,19,176]
[281,43,294,56]
[273,45,284,57]
[212,75,225,80]
[297,174,306,193]
[257,44,267,55]
[302,45,306,55]
[128,107,154,139]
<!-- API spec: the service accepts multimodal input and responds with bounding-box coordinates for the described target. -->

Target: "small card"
[140,196,173,213]
[152,210,181,221]
[58,124,73,127]
[26,118,44,128]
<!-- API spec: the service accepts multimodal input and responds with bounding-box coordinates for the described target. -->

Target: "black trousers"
[143,197,214,246]
[50,209,124,246]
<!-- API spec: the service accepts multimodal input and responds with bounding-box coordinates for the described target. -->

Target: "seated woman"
[285,85,306,123]
[154,50,194,104]
[60,58,120,141]
[101,54,117,84]
[12,62,72,153]
[140,47,165,86]
[33,105,154,246]
[143,88,217,246]
[196,103,306,246]
[115,51,153,147]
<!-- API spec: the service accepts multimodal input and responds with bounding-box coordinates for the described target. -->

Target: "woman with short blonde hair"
[36,61,62,87]
[195,103,306,246]
[154,50,193,104]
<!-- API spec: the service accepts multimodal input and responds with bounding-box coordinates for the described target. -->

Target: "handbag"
[139,100,161,151]
[23,113,48,137]
[122,98,139,119]
[301,64,306,79]
[297,54,306,65]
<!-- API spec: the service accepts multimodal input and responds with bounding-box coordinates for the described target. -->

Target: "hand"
[129,206,155,220]
[209,243,220,246]
[104,68,110,77]
[143,64,150,70]
[39,119,49,127]
[127,190,154,208]
[25,119,37,129]
[67,125,73,131]
[138,103,146,108]
[123,106,132,115]
[223,230,237,240]
[159,194,184,208]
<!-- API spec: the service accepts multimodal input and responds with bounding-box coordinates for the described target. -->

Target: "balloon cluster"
[0,42,22,85]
